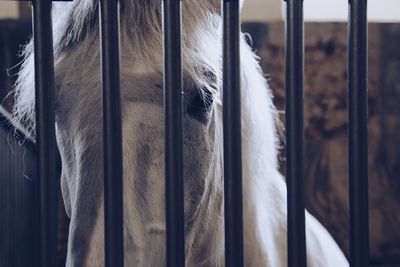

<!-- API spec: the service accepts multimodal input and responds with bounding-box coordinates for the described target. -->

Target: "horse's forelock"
[13,0,226,135]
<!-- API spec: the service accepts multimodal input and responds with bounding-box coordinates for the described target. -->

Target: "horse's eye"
[186,88,213,123]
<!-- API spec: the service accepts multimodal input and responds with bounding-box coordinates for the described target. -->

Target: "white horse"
[14,0,349,266]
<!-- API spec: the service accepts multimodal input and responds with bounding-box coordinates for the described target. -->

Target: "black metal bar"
[99,0,124,266]
[284,0,307,267]
[348,0,369,266]
[162,1,185,267]
[222,0,244,266]
[31,0,58,266]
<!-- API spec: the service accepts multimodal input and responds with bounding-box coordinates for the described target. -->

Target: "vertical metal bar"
[284,0,307,267]
[31,0,58,266]
[162,1,185,266]
[222,0,244,266]
[99,0,124,266]
[348,0,369,266]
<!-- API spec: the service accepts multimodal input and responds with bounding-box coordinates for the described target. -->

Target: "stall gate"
[0,0,369,267]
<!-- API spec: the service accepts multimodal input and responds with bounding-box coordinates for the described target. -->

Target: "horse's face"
[16,0,236,265]
[55,63,224,266]
[54,62,226,266]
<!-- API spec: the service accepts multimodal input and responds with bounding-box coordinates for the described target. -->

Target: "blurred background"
[1,1,399,266]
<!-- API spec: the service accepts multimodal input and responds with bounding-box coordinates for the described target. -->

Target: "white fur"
[14,0,348,266]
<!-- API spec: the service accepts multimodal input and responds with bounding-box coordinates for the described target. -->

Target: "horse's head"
[12,0,244,266]
[13,1,353,266]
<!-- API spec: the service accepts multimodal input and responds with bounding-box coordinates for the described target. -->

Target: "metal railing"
[3,0,369,266]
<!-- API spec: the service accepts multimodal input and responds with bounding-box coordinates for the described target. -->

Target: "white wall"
[0,3,19,19]
[305,0,400,22]
[242,0,282,22]
[242,0,400,22]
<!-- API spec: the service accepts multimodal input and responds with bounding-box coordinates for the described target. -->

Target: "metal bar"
[162,1,185,266]
[31,0,58,266]
[99,0,124,266]
[284,0,307,267]
[222,0,244,266]
[348,0,369,266]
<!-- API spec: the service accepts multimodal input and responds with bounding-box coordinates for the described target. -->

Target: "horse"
[13,0,349,266]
